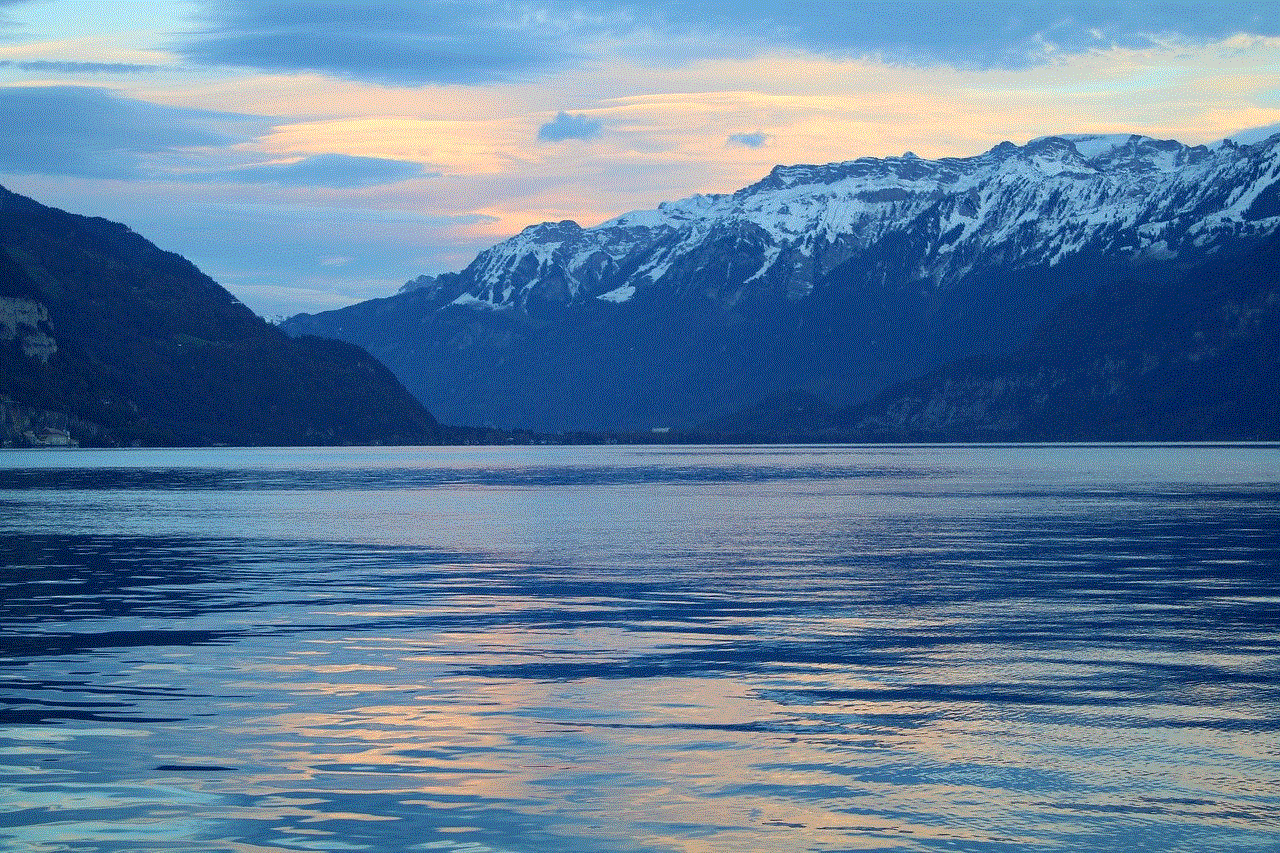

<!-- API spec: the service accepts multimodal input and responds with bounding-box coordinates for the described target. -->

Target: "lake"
[2,444,1278,852]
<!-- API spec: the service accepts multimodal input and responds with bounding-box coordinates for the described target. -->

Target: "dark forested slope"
[0,185,439,446]
[833,231,1280,441]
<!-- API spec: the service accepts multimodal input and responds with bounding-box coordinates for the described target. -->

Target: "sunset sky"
[2,0,1279,317]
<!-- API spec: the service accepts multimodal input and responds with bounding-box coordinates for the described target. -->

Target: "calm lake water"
[1,444,1278,853]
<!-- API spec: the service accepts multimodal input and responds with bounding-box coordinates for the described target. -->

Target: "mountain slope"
[284,133,1280,433]
[833,231,1280,441]
[0,185,440,446]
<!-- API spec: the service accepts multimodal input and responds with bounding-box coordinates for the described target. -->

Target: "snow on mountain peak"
[434,133,1279,314]
[1040,133,1141,160]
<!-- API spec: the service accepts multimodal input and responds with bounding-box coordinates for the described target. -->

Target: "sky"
[1,1,1279,318]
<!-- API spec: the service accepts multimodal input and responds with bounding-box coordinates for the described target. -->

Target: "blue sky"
[1,0,1278,317]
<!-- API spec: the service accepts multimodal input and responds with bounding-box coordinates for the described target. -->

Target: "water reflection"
[1,445,1278,852]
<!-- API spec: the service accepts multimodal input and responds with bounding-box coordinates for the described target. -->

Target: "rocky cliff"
[0,296,56,364]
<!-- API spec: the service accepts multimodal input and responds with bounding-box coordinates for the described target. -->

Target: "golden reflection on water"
[151,639,1272,852]
[8,618,1279,853]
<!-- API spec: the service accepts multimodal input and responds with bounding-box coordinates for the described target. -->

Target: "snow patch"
[597,285,635,303]
[450,293,505,310]
[1057,134,1140,161]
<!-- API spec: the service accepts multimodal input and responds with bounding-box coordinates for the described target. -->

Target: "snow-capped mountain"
[283,133,1280,433]
[441,133,1278,312]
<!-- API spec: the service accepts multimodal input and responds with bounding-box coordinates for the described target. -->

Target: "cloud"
[727,131,768,148]
[621,1,1280,69]
[0,86,258,179]
[176,0,1280,87]
[180,0,586,86]
[538,111,602,142]
[0,0,29,41]
[0,60,160,73]
[203,153,433,187]
[1229,121,1280,146]
[105,197,504,316]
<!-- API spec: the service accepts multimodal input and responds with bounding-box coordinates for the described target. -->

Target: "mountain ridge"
[283,132,1280,433]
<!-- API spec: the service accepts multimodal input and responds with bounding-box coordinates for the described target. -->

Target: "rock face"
[0,297,56,362]
[0,185,440,447]
[284,133,1280,433]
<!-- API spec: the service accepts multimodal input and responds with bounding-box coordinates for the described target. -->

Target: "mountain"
[0,185,440,447]
[831,231,1280,442]
[282,133,1280,433]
